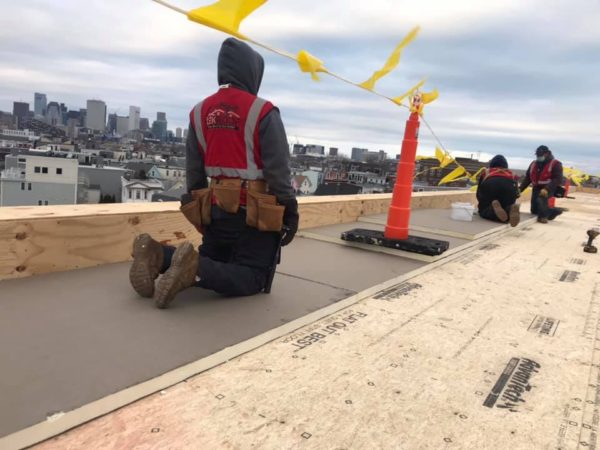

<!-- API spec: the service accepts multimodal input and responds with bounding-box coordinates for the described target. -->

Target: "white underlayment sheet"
[33,195,600,449]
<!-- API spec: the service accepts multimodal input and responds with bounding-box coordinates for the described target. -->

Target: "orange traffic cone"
[385,106,421,240]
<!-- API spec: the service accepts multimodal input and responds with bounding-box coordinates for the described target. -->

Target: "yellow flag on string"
[435,147,454,168]
[439,166,466,185]
[187,0,266,38]
[421,89,439,105]
[297,50,327,81]
[469,167,485,183]
[359,26,420,91]
[392,79,426,106]
[415,155,436,161]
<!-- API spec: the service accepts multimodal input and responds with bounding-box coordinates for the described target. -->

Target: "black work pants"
[162,206,280,296]
[531,187,561,220]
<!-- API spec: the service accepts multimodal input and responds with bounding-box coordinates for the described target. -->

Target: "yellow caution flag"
[359,27,420,91]
[297,50,327,81]
[393,79,426,106]
[187,0,266,38]
[469,167,485,183]
[438,166,466,185]
[435,147,454,168]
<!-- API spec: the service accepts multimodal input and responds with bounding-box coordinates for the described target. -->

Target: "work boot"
[130,234,164,298]
[548,208,563,221]
[537,217,548,224]
[154,241,199,309]
[509,204,521,227]
[491,200,508,223]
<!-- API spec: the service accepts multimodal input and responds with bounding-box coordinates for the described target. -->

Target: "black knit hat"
[536,145,550,156]
[489,155,508,169]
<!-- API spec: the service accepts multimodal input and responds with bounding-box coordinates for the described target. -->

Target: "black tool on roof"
[584,228,599,254]
[341,229,450,257]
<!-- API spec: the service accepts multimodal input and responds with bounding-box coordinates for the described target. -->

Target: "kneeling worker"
[519,145,563,224]
[129,38,298,308]
[476,155,521,226]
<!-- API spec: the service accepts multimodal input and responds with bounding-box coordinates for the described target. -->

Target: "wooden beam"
[0,191,475,281]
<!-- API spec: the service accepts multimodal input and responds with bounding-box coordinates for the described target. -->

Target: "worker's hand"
[540,188,549,198]
[281,199,299,246]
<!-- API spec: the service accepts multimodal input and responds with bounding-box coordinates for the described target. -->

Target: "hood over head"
[217,38,264,95]
[489,155,508,169]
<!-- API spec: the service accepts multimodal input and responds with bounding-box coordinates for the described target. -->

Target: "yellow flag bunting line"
[151,0,438,111]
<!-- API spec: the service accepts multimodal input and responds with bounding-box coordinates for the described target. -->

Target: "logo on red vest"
[206,103,241,130]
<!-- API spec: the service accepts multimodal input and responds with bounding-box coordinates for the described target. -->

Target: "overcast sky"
[1,0,598,170]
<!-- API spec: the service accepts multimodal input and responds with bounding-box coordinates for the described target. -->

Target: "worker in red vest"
[129,38,298,308]
[519,145,563,223]
[476,155,521,226]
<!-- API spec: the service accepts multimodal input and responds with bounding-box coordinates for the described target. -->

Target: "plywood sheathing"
[32,193,600,450]
[0,192,475,281]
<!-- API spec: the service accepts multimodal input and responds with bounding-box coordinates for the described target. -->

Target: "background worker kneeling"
[476,155,521,227]
[129,38,298,308]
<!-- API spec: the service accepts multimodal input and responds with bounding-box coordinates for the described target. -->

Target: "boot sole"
[509,204,521,227]
[129,234,161,298]
[155,242,197,309]
[492,200,508,223]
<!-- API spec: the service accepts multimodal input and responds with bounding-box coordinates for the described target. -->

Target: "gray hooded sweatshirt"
[186,38,296,204]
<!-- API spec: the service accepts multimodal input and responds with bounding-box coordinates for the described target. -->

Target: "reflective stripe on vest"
[530,159,557,186]
[482,168,515,181]
[191,97,267,180]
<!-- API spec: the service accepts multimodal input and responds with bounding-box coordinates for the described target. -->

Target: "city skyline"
[1,0,599,171]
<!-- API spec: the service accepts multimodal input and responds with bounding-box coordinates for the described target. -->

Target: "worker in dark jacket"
[476,155,520,226]
[129,38,298,308]
[520,145,563,223]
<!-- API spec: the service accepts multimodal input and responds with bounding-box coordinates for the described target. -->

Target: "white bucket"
[451,202,475,221]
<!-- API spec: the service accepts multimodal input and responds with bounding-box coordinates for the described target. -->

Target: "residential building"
[292,175,312,195]
[86,100,107,132]
[292,144,306,155]
[121,176,164,203]
[129,106,141,131]
[124,161,162,180]
[78,165,128,204]
[0,153,78,206]
[34,93,47,118]
[305,144,325,155]
[156,164,185,182]
[329,147,339,157]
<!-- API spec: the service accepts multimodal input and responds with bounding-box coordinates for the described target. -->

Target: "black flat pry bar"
[264,233,284,294]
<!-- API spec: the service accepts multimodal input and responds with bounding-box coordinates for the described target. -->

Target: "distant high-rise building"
[107,114,117,134]
[12,102,29,127]
[34,93,47,118]
[79,109,87,129]
[152,120,168,142]
[45,102,61,127]
[329,147,339,157]
[176,127,182,139]
[116,116,129,136]
[129,106,141,131]
[183,128,188,139]
[306,144,325,155]
[86,100,107,132]
[351,147,368,162]
[139,118,150,131]
[292,144,306,155]
[152,112,168,141]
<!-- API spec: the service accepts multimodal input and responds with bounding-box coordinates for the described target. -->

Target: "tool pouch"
[246,191,285,232]
[180,188,212,231]
[212,179,241,214]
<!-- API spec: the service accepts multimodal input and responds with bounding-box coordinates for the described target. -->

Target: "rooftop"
[0,189,598,449]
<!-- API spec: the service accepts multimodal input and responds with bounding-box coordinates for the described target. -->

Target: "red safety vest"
[529,159,557,186]
[190,85,274,180]
[481,168,516,182]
